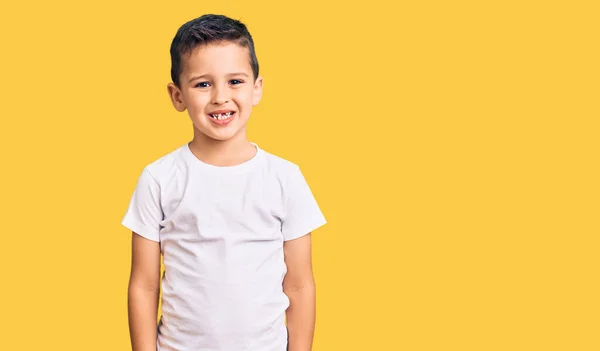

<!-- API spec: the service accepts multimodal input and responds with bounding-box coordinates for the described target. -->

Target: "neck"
[188,129,256,167]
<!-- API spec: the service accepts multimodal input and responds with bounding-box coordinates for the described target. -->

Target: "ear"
[252,76,264,106]
[167,83,187,112]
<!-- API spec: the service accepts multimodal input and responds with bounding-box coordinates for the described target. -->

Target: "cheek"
[235,89,254,106]
[252,92,261,105]
[186,94,210,110]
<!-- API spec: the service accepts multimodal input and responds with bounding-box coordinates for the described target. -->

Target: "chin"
[192,119,247,142]
[202,128,242,142]
[209,134,235,141]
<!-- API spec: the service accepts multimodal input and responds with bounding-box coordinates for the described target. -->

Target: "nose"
[211,84,229,105]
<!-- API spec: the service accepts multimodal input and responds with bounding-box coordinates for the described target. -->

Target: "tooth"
[211,112,233,120]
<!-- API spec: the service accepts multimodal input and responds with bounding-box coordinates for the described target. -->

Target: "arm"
[128,232,161,351]
[283,233,316,351]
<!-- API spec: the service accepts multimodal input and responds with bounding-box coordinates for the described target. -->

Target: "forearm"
[128,284,160,351]
[285,283,316,351]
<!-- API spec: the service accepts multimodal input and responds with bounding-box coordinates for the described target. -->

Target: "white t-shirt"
[122,142,327,351]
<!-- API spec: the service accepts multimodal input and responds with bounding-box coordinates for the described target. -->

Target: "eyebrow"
[188,72,250,83]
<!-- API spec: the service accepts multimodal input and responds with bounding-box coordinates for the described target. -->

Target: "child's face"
[167,42,263,142]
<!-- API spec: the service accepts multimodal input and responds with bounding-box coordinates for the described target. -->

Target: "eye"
[195,82,210,88]
[230,79,243,85]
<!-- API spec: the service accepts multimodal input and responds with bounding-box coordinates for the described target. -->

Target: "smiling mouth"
[209,111,235,120]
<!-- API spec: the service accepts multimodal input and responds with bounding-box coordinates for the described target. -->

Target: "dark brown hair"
[169,14,259,87]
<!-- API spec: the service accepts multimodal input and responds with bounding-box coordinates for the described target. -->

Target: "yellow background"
[1,0,598,350]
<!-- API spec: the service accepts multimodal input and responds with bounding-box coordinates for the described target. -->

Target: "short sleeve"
[121,168,163,242]
[281,166,327,241]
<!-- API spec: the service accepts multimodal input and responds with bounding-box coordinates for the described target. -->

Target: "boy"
[122,14,327,351]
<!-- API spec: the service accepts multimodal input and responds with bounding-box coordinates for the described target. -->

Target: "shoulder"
[140,144,189,184]
[259,146,301,175]
[256,146,315,198]
[257,146,305,188]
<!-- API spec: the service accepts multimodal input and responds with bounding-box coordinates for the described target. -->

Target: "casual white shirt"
[122,142,327,351]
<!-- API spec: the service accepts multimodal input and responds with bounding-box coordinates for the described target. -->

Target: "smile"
[209,111,235,120]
